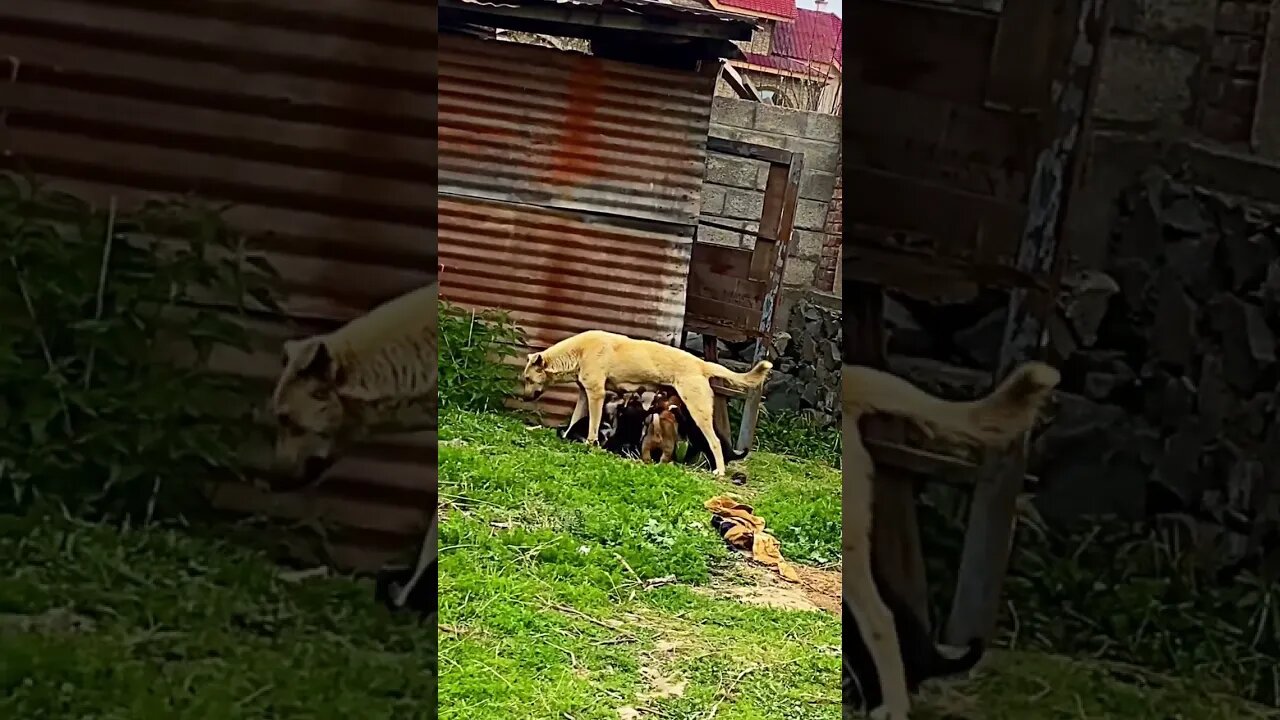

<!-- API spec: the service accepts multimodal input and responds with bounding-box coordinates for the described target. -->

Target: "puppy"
[564,390,622,444]
[604,391,653,458]
[640,397,681,463]
[842,570,984,712]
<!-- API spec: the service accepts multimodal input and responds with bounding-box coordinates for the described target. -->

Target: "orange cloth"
[705,495,800,583]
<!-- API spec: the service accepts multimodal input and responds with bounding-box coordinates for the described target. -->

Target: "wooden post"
[944,0,1110,645]
[847,281,932,631]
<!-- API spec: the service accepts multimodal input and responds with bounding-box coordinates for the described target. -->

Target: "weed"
[437,300,526,413]
[0,173,281,521]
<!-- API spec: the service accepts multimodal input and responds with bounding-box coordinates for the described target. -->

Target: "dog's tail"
[703,359,773,388]
[843,361,1060,448]
[927,639,985,679]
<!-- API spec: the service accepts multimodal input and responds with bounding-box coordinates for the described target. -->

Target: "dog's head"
[521,353,550,401]
[269,337,359,489]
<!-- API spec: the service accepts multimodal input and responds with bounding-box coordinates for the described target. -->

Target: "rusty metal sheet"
[438,35,714,426]
[439,33,714,226]
[439,194,693,423]
[0,0,435,572]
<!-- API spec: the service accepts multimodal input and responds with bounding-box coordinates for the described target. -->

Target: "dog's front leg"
[393,509,439,610]
[564,387,588,439]
[582,380,607,446]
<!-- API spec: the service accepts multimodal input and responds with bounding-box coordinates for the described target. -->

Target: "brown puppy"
[640,392,682,463]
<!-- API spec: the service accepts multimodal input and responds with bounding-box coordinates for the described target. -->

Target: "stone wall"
[885,153,1280,573]
[696,293,843,428]
[703,97,843,294]
[1095,0,1273,145]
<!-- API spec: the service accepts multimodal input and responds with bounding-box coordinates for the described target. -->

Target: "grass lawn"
[438,409,844,720]
[2,409,1274,720]
[0,512,437,720]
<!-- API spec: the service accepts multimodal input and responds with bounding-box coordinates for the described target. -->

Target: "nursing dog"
[843,361,1059,719]
[522,330,771,476]
[842,567,984,712]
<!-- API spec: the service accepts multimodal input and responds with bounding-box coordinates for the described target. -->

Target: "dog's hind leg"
[674,381,725,476]
[846,417,911,719]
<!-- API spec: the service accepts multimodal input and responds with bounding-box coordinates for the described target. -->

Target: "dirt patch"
[702,556,841,614]
[616,636,690,718]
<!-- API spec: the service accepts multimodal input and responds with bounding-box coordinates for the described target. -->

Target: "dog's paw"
[868,706,910,720]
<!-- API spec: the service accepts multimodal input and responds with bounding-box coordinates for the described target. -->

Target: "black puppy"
[564,392,648,457]
[842,571,984,712]
[677,406,747,468]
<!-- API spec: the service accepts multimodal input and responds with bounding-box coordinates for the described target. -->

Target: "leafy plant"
[438,299,526,413]
[0,172,282,521]
[751,407,840,467]
[917,489,1280,707]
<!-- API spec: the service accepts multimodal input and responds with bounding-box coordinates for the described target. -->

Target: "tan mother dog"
[269,282,437,611]
[270,282,437,488]
[842,361,1059,719]
[521,330,771,476]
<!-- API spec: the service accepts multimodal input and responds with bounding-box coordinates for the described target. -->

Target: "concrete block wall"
[702,97,842,294]
[1095,0,1272,144]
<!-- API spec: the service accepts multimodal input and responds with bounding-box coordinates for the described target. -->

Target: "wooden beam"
[847,282,933,633]
[1252,0,1280,159]
[945,0,1110,647]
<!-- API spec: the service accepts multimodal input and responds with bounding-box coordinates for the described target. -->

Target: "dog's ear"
[529,353,545,369]
[287,338,338,382]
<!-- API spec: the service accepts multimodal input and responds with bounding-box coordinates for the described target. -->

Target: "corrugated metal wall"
[438,34,713,422]
[0,0,436,571]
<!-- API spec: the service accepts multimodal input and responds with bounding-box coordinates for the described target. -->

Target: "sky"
[797,0,842,16]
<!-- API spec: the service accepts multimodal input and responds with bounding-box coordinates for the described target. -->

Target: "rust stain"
[543,57,607,190]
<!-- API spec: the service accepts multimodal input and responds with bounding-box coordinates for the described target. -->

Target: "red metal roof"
[772,7,841,67]
[740,52,812,74]
[711,0,797,20]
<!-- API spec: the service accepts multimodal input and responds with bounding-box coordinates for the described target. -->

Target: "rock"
[1029,393,1146,522]
[1060,270,1120,347]
[1161,196,1211,235]
[1108,257,1155,313]
[1140,365,1195,429]
[685,334,728,358]
[1222,232,1277,292]
[1156,420,1210,504]
[884,296,934,356]
[772,331,792,357]
[1084,371,1121,400]
[799,333,819,364]
[887,356,989,397]
[1208,294,1276,391]
[954,309,1006,369]
[1197,354,1231,436]
[1164,236,1220,301]
[763,374,802,412]
[1150,270,1197,370]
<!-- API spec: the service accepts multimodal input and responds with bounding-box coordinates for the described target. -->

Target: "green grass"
[916,650,1280,719]
[0,512,436,720]
[2,408,1272,720]
[438,409,843,720]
